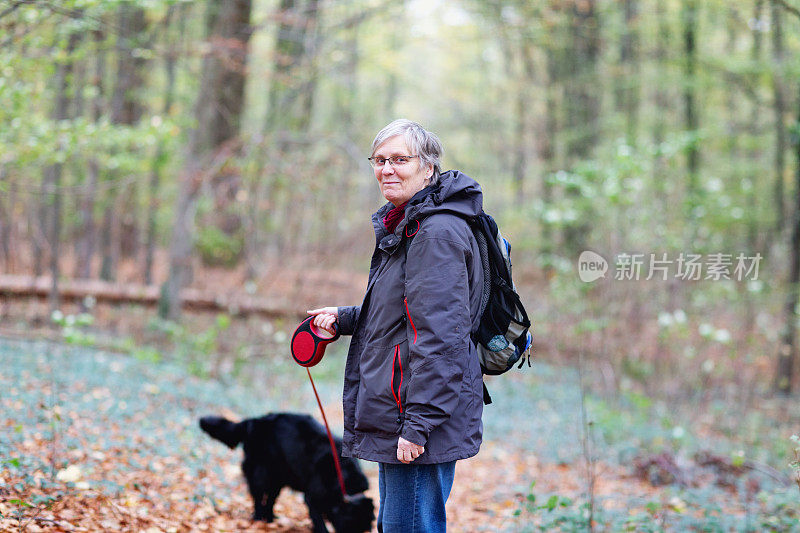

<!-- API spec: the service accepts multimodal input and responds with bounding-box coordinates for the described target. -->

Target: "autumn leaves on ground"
[0,336,543,533]
[1,333,798,532]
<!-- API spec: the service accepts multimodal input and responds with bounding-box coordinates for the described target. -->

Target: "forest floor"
[1,329,798,532]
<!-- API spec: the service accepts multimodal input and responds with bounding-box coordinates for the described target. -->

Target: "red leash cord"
[306,367,348,499]
[290,317,347,499]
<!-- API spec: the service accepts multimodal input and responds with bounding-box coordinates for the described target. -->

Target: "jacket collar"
[371,170,484,253]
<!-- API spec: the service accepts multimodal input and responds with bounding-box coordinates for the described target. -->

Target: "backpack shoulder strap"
[471,217,492,323]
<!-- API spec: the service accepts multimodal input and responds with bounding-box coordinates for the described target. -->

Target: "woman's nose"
[381,162,395,175]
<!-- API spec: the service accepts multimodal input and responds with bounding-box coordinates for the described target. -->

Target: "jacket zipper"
[393,298,415,420]
[390,344,403,414]
[404,297,417,344]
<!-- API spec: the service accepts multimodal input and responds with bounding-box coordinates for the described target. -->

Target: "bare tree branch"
[775,0,800,18]
[0,0,31,20]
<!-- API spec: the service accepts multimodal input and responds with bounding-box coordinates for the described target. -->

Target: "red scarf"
[382,202,408,234]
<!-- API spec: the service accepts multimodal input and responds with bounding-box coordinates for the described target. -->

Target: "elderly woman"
[308,119,484,533]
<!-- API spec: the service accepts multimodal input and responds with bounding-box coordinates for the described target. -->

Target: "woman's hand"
[397,437,424,464]
[307,307,339,337]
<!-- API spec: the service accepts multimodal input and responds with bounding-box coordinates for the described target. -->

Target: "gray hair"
[371,119,444,185]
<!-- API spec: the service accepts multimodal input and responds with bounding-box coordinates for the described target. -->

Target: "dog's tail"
[199,415,246,449]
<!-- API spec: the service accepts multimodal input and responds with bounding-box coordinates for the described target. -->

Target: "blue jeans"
[377,461,457,533]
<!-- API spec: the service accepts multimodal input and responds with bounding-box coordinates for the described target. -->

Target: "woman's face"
[373,135,433,207]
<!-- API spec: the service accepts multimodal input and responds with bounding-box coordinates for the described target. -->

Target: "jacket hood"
[407,169,483,221]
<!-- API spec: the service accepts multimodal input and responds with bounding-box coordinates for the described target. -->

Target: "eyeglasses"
[367,155,419,169]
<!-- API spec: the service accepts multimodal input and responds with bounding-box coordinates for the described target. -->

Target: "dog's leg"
[244,463,274,522]
[304,494,330,533]
[263,482,281,522]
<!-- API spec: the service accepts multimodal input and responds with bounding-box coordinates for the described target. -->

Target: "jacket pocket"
[354,339,408,434]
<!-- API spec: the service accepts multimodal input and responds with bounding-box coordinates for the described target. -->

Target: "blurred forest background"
[2,0,800,530]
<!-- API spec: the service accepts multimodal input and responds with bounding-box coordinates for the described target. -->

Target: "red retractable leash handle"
[290,316,348,499]
[291,316,340,367]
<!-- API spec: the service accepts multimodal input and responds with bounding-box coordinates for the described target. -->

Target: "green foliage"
[1,0,798,267]
[51,310,96,347]
[790,434,800,492]
[194,225,244,267]
[516,483,590,532]
[132,345,162,364]
[758,488,800,531]
[516,484,800,532]
[144,313,232,377]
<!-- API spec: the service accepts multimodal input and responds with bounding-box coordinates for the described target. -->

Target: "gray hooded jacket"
[337,170,485,464]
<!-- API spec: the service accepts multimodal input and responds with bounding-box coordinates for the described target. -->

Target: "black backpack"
[404,211,533,404]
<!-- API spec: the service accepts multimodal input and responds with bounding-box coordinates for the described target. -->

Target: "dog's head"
[199,415,246,449]
[329,494,374,533]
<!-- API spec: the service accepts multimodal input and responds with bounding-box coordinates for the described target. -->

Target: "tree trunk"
[338,12,359,139]
[197,0,253,267]
[0,168,13,272]
[260,0,316,256]
[614,0,640,145]
[325,7,359,246]
[69,46,88,274]
[774,84,800,394]
[144,5,180,285]
[32,205,44,277]
[512,42,535,205]
[160,0,252,320]
[565,0,600,160]
[297,0,320,132]
[771,0,787,233]
[563,0,600,253]
[99,203,119,282]
[539,44,560,261]
[682,0,699,216]
[75,28,106,280]
[651,0,671,237]
[103,3,148,280]
[194,0,253,153]
[383,25,400,121]
[653,0,669,148]
[747,1,763,253]
[160,168,200,320]
[44,31,81,312]
[264,0,320,133]
[111,5,147,126]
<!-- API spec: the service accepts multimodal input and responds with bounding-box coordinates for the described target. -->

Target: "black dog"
[199,412,374,533]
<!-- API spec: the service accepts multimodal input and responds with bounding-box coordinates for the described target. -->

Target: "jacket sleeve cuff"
[400,419,429,448]
[337,306,360,336]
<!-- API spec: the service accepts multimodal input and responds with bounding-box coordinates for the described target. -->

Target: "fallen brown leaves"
[0,336,696,533]
[2,426,664,533]
[1,463,315,533]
